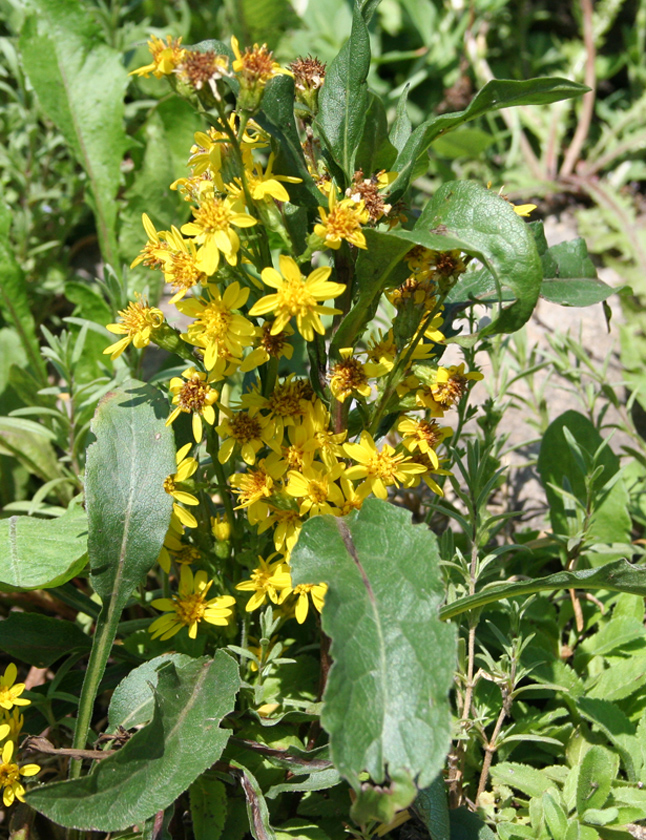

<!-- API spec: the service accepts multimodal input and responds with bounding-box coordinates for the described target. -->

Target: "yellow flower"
[230,453,287,517]
[177,282,256,370]
[0,665,29,712]
[163,443,199,528]
[397,416,452,468]
[160,227,207,302]
[181,196,257,275]
[429,364,484,410]
[257,506,303,554]
[285,461,345,517]
[231,36,291,86]
[328,348,390,403]
[130,212,169,270]
[166,367,219,443]
[248,255,345,342]
[0,739,39,807]
[240,322,294,373]
[239,376,314,441]
[227,153,302,204]
[513,203,537,217]
[211,513,231,542]
[104,296,164,360]
[343,431,426,500]
[235,555,292,612]
[216,408,277,465]
[282,581,328,624]
[0,709,23,745]
[188,117,266,177]
[313,191,370,250]
[157,520,184,574]
[129,34,186,79]
[150,565,235,641]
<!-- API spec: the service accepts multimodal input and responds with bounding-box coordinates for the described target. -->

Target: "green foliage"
[27,654,240,831]
[291,499,456,820]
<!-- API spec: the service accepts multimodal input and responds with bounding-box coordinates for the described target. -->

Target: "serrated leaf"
[315,2,372,177]
[290,498,456,816]
[390,181,542,336]
[0,510,87,591]
[577,697,636,781]
[0,612,90,667]
[27,654,240,831]
[108,653,194,731]
[19,0,130,266]
[390,77,588,200]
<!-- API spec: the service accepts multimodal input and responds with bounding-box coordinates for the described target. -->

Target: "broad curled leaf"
[290,499,456,818]
[390,181,542,337]
[0,510,87,592]
[0,612,90,667]
[27,653,240,831]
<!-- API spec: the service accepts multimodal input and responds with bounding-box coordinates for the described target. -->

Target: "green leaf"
[539,237,616,306]
[330,228,410,354]
[415,774,450,840]
[543,792,568,840]
[389,84,412,153]
[27,653,240,831]
[354,92,397,174]
[190,773,227,840]
[577,746,617,814]
[236,0,299,49]
[256,75,321,208]
[432,127,495,159]
[581,807,619,826]
[390,78,588,200]
[577,697,636,781]
[85,380,175,610]
[315,1,372,178]
[390,181,542,336]
[0,206,47,385]
[70,380,175,761]
[19,0,130,267]
[0,612,90,667]
[230,760,276,840]
[441,559,646,620]
[537,411,631,545]
[449,807,497,840]
[0,510,87,591]
[108,653,194,731]
[490,762,558,799]
[290,498,456,817]
[588,654,646,702]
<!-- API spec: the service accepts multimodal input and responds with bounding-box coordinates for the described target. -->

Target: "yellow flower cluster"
[112,36,487,645]
[0,664,40,808]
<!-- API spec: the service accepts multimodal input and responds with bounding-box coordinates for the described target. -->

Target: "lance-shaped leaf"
[27,653,240,831]
[441,559,646,620]
[70,380,175,761]
[290,498,456,820]
[0,510,88,592]
[19,0,130,266]
[390,181,542,336]
[314,1,372,179]
[85,380,175,610]
[389,77,588,201]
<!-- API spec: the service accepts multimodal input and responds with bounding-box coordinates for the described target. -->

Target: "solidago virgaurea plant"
[4,2,627,838]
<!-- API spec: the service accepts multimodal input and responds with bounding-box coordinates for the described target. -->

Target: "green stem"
[70,598,121,778]
[205,426,240,554]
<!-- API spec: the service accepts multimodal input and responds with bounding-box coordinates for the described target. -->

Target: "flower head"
[235,555,292,612]
[150,565,235,640]
[0,739,39,807]
[181,196,257,275]
[130,34,186,79]
[328,348,389,403]
[231,36,291,87]
[249,255,345,342]
[343,431,426,500]
[0,664,29,712]
[282,581,328,624]
[163,443,200,528]
[166,367,219,443]
[313,191,369,250]
[104,296,164,360]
